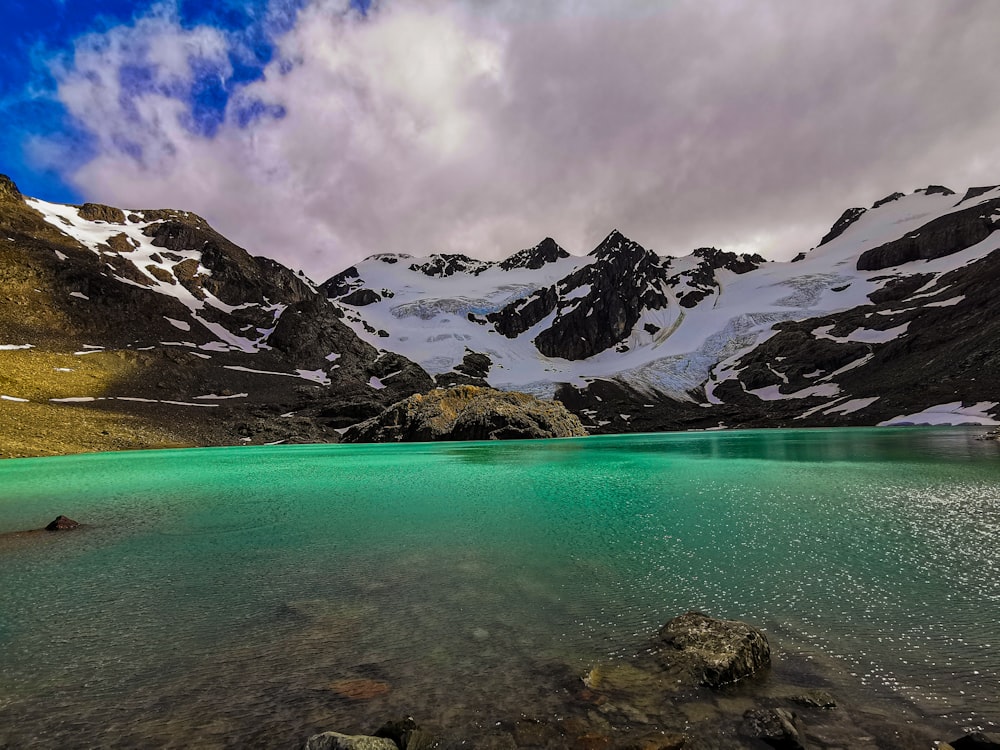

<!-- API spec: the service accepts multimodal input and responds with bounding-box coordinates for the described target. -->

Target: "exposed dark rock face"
[455,350,491,379]
[857,197,1000,270]
[487,285,559,338]
[923,184,956,196]
[866,273,933,304]
[819,207,866,245]
[498,237,569,270]
[143,220,314,309]
[434,350,493,388]
[318,265,360,298]
[957,186,999,205]
[533,231,671,359]
[341,385,587,443]
[340,288,381,306]
[872,191,905,208]
[267,297,359,368]
[45,515,80,531]
[78,203,126,224]
[408,253,493,277]
[655,611,771,688]
[485,230,675,360]
[667,246,765,308]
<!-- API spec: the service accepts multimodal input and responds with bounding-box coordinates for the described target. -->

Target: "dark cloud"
[42,0,1000,280]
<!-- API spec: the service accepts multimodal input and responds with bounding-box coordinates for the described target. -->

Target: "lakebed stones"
[328,678,392,701]
[303,731,397,750]
[656,611,771,688]
[741,708,806,750]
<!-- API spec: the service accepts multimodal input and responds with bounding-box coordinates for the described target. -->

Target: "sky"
[3,0,1000,282]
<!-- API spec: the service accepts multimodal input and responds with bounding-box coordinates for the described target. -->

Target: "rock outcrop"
[857,197,1000,270]
[45,515,80,531]
[341,385,588,443]
[819,206,866,245]
[655,611,771,687]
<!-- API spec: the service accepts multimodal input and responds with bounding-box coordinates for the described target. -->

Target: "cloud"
[37,0,1000,280]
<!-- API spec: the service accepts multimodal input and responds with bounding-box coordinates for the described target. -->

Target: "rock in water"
[45,515,80,531]
[327,678,391,700]
[303,732,397,750]
[341,385,588,443]
[655,611,771,687]
[741,708,806,750]
[949,733,1000,750]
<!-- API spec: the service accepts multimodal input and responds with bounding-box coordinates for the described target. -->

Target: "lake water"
[0,428,998,748]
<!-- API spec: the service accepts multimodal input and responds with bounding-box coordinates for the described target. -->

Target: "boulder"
[373,717,436,750]
[45,515,80,531]
[341,386,588,443]
[303,732,397,750]
[655,611,770,687]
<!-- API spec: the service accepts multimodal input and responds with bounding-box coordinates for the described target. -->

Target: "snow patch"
[812,322,909,344]
[165,317,192,331]
[747,383,841,401]
[878,401,999,426]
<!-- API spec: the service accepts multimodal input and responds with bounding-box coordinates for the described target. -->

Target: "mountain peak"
[589,228,640,257]
[499,236,569,271]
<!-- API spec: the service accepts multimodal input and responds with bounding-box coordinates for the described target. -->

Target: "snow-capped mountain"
[321,184,1000,431]
[0,174,432,455]
[2,169,998,455]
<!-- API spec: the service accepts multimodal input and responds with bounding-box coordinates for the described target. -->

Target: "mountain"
[320,184,1000,432]
[2,172,998,457]
[0,175,432,457]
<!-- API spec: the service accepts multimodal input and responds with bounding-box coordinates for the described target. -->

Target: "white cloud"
[40,0,1000,281]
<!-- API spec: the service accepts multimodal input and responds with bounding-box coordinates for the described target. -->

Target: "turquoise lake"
[0,428,998,747]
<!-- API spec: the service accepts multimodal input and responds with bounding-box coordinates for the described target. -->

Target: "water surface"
[1,428,998,747]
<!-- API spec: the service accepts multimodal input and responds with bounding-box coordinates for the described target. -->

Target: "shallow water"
[0,427,998,747]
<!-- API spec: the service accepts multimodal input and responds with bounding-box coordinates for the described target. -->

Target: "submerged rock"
[948,732,1000,750]
[373,717,436,750]
[303,732,397,750]
[741,708,806,750]
[341,385,588,443]
[787,690,837,709]
[655,611,771,687]
[328,678,391,700]
[45,515,80,531]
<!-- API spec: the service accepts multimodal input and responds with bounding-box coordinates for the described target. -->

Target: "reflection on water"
[0,427,998,747]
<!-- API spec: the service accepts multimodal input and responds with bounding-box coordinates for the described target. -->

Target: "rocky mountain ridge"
[2,173,999,456]
[321,183,1000,433]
